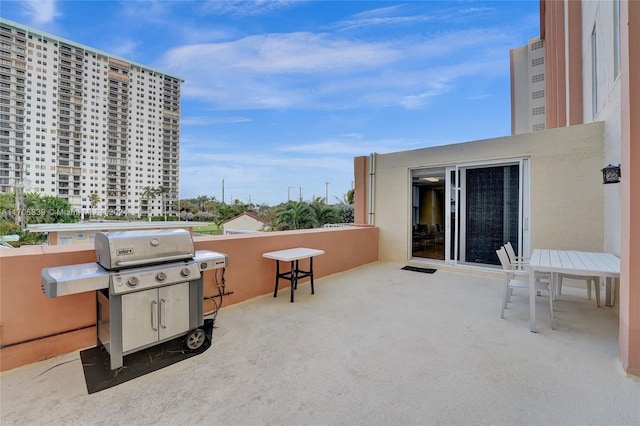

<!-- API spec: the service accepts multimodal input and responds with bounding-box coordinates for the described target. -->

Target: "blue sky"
[2,0,540,206]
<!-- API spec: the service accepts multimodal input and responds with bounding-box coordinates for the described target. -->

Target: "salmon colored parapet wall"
[0,226,379,372]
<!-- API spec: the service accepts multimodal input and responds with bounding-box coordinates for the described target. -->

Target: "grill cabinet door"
[121,288,159,352]
[121,282,191,352]
[158,282,190,341]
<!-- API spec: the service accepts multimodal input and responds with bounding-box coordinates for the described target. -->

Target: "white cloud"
[156,21,515,111]
[157,32,401,110]
[182,116,252,126]
[276,134,423,156]
[161,33,396,74]
[110,40,138,59]
[330,4,500,32]
[181,149,351,171]
[118,0,173,23]
[332,4,434,31]
[410,28,509,58]
[200,0,297,17]
[21,0,60,25]
[400,90,443,109]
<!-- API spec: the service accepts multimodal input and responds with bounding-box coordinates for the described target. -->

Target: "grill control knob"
[181,267,191,278]
[126,276,139,287]
[156,272,167,282]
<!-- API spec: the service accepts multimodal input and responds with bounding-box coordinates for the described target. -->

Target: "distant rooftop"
[27,221,207,233]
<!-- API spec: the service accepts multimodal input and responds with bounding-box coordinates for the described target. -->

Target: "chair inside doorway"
[412,169,446,260]
[412,223,445,259]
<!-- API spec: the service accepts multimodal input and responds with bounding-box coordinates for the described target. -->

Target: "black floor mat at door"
[80,319,213,394]
[401,265,437,274]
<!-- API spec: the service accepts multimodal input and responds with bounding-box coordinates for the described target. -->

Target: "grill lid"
[95,229,195,270]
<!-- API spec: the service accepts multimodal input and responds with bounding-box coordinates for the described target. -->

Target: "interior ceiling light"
[423,177,440,182]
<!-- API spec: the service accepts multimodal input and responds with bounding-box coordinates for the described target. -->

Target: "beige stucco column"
[619,0,640,376]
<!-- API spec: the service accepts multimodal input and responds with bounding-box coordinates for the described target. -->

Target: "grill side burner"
[41,229,228,370]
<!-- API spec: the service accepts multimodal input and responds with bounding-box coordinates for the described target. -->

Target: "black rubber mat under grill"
[80,319,213,394]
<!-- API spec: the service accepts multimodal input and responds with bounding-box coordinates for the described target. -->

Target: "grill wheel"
[186,328,206,350]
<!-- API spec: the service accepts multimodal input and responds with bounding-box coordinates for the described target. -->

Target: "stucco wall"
[581,0,623,256]
[371,122,604,263]
[598,90,622,255]
[0,226,378,371]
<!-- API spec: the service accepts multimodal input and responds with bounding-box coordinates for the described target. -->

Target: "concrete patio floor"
[1,261,639,425]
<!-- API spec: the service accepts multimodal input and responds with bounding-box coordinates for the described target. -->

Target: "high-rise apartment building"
[0,18,182,217]
[510,37,546,135]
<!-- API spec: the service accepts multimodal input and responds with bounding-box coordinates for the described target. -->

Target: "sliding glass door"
[412,159,528,267]
[460,164,520,265]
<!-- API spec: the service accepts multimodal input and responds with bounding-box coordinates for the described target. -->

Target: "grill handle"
[160,298,167,329]
[116,254,193,267]
[151,300,158,331]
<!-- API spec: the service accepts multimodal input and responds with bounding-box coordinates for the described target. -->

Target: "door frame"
[410,157,531,266]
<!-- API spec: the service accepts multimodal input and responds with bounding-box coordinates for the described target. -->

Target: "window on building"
[531,107,544,115]
[591,26,598,118]
[614,0,621,78]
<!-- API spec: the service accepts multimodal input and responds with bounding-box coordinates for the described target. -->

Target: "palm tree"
[87,192,101,219]
[142,186,157,221]
[276,201,317,230]
[195,195,209,211]
[334,189,355,205]
[215,203,235,226]
[156,186,170,221]
[88,192,100,208]
[177,199,198,214]
[261,206,285,231]
[310,196,340,227]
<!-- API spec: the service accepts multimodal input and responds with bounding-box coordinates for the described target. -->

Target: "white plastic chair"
[497,247,554,319]
[557,274,601,307]
[504,242,549,280]
[504,241,529,270]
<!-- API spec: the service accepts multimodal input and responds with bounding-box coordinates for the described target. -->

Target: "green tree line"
[0,192,79,244]
[175,190,354,230]
[0,189,355,244]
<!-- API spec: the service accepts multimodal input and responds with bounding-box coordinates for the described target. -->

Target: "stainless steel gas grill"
[41,229,228,370]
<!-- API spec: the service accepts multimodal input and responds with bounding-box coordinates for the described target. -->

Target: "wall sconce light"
[601,164,621,184]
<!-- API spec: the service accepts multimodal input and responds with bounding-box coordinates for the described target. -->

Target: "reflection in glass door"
[460,164,520,266]
[444,166,458,264]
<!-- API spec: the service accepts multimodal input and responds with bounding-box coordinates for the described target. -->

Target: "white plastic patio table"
[528,249,620,332]
[262,248,324,303]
